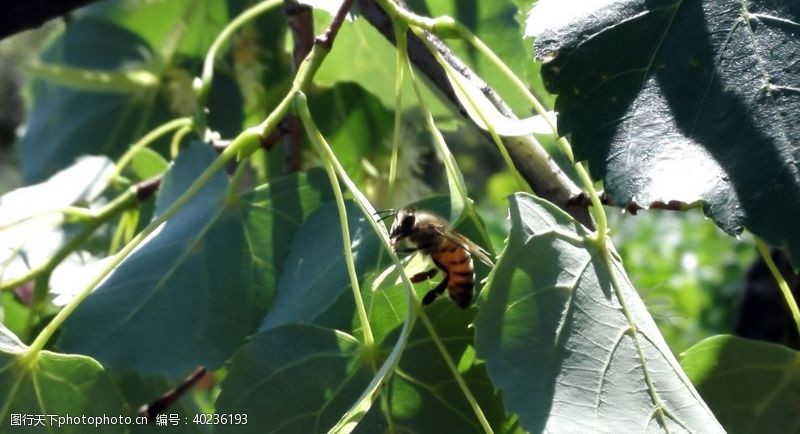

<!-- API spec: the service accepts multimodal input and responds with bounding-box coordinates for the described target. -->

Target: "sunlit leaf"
[475,193,722,433]
[0,324,128,434]
[0,156,114,285]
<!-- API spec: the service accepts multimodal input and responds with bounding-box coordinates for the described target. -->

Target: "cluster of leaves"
[1,0,799,433]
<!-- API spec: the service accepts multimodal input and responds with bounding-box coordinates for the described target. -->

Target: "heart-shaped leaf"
[475,193,722,433]
[60,144,333,378]
[0,324,128,434]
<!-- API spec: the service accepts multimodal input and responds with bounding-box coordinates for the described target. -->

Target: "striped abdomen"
[433,240,475,308]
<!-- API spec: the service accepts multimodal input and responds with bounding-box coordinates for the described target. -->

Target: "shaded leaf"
[215,324,372,434]
[20,19,170,182]
[527,0,800,264]
[681,334,800,433]
[60,145,333,378]
[0,324,128,434]
[474,193,721,433]
[259,200,380,332]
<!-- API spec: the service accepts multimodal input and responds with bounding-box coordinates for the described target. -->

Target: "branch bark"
[0,0,99,40]
[282,0,315,172]
[357,0,594,228]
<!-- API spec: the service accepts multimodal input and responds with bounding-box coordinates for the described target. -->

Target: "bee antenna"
[373,209,397,222]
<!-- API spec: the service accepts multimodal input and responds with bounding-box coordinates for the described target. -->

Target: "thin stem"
[296,93,419,434]
[297,95,375,347]
[387,22,407,207]
[112,117,193,181]
[20,0,354,362]
[0,206,95,231]
[755,238,800,337]
[170,124,194,159]
[196,0,283,115]
[0,190,139,293]
[22,146,236,361]
[409,26,528,194]
[415,304,494,434]
[400,25,494,252]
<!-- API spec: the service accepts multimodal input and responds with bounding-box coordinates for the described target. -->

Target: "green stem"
[195,0,283,128]
[20,2,348,361]
[170,124,195,158]
[0,190,139,293]
[755,238,800,337]
[112,117,193,181]
[379,1,608,239]
[408,25,529,194]
[296,92,419,434]
[387,22,407,207]
[400,25,494,253]
[22,146,236,362]
[297,95,375,347]
[0,206,95,231]
[415,304,495,434]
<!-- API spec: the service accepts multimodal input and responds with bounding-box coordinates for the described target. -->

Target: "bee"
[386,208,494,308]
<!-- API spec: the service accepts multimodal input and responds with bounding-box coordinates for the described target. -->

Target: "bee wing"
[435,228,495,267]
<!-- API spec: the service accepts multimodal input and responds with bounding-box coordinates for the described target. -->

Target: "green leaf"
[527,0,800,265]
[59,144,333,378]
[215,324,372,434]
[0,324,128,434]
[20,0,244,182]
[355,301,508,433]
[127,147,169,181]
[681,334,800,433]
[315,14,452,119]
[80,0,229,60]
[309,83,394,180]
[474,193,722,433]
[20,19,171,183]
[259,200,380,332]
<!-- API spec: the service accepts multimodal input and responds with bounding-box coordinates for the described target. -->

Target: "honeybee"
[386,208,494,308]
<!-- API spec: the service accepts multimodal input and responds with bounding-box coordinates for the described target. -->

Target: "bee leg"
[410,268,439,283]
[422,276,449,306]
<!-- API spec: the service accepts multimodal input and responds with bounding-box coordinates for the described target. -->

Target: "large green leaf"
[355,300,509,433]
[0,324,128,434]
[259,200,380,332]
[526,0,800,264]
[474,193,722,433]
[20,1,243,182]
[681,334,800,433]
[215,324,373,434]
[20,19,169,183]
[59,144,333,378]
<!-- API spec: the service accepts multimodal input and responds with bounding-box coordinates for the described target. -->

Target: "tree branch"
[357,0,594,228]
[0,0,99,40]
[283,0,315,172]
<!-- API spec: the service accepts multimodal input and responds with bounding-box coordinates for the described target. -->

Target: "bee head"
[389,208,416,248]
